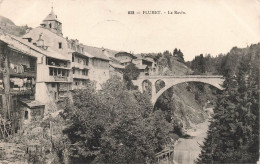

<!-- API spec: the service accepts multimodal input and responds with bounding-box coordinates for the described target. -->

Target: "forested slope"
[196,43,260,163]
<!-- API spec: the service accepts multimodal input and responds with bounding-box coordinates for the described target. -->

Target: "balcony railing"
[10,87,33,95]
[47,75,72,82]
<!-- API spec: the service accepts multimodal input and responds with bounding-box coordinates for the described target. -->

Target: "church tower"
[40,7,63,36]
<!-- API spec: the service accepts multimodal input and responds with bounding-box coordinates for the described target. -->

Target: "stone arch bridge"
[133,75,225,106]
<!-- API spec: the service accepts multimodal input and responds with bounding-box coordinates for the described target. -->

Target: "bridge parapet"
[138,75,224,79]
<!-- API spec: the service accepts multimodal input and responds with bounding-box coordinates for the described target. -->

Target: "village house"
[0,32,45,136]
[102,49,125,79]
[108,57,125,79]
[21,14,72,106]
[143,55,158,75]
[66,39,91,90]
[132,57,153,76]
[114,51,137,66]
[83,45,110,90]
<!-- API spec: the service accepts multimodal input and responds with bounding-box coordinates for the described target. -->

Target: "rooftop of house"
[110,62,125,69]
[115,52,137,59]
[83,45,110,61]
[22,27,70,60]
[20,99,45,108]
[0,32,46,59]
[134,57,153,63]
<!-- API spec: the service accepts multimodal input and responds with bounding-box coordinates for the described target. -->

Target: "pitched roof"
[115,52,137,59]
[20,99,45,108]
[83,45,110,61]
[43,8,61,23]
[0,32,44,59]
[22,27,70,60]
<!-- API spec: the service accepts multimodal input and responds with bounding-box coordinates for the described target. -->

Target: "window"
[85,58,89,65]
[73,68,75,74]
[54,92,57,100]
[25,111,28,120]
[52,83,56,88]
[54,68,57,76]
[72,55,74,62]
[62,70,66,77]
[59,42,62,49]
[49,68,54,76]
[49,23,52,28]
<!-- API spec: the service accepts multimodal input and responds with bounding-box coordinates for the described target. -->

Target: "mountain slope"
[0,16,30,36]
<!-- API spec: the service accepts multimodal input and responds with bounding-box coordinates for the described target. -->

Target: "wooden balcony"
[72,74,89,79]
[9,68,36,78]
[71,62,89,70]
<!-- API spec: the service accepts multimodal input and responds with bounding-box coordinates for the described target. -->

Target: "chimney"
[36,33,44,47]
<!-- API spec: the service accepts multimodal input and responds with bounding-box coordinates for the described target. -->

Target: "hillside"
[149,52,216,137]
[0,16,30,36]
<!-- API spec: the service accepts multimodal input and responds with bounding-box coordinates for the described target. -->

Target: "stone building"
[83,45,110,90]
[67,39,91,90]
[22,25,72,106]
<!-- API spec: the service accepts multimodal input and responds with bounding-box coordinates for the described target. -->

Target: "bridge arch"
[152,79,224,106]
[142,79,152,93]
[155,79,166,93]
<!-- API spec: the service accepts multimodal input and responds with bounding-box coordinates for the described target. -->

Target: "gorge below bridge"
[133,75,225,106]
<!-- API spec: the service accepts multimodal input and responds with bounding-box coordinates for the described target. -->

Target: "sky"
[0,0,259,61]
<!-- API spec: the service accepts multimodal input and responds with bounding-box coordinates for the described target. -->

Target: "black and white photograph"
[0,0,259,163]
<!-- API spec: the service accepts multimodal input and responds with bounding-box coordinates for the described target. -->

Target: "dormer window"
[59,42,62,49]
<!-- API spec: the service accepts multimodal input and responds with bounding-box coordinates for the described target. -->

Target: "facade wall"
[35,82,52,104]
[132,59,142,65]
[42,20,62,35]
[89,58,109,90]
[109,66,123,79]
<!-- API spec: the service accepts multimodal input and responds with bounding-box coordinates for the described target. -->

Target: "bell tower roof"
[40,7,63,36]
[43,7,61,23]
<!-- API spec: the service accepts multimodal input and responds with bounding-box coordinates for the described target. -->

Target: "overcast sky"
[0,0,259,61]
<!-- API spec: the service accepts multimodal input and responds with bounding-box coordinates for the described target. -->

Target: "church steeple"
[40,7,63,36]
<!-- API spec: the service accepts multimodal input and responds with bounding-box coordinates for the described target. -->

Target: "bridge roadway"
[133,75,225,106]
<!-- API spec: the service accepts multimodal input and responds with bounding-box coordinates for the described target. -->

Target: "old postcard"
[0,0,259,163]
